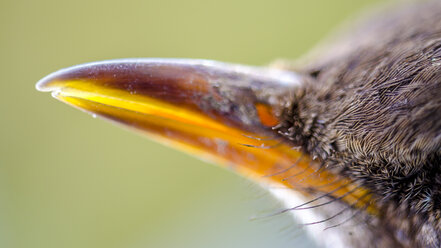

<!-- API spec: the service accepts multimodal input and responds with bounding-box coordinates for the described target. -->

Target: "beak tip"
[35,78,49,92]
[36,70,59,92]
[35,61,88,92]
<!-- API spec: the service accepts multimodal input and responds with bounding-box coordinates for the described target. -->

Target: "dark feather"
[275,1,441,247]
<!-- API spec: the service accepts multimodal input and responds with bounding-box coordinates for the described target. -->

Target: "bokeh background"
[1,0,381,247]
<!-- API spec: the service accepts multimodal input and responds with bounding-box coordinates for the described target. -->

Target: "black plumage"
[36,1,441,247]
[274,1,441,247]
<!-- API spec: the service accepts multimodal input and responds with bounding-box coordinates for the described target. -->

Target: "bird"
[36,1,441,247]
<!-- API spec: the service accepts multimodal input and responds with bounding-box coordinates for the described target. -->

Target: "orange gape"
[255,103,280,127]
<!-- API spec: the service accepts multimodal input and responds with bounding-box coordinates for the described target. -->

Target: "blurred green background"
[1,0,380,247]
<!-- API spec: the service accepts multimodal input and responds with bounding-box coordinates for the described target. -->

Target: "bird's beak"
[36,59,373,212]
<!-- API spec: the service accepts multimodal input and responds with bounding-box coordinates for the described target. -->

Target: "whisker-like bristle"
[294,186,361,210]
[238,142,282,149]
[300,192,370,226]
[264,155,304,178]
[323,200,370,231]
[280,183,352,214]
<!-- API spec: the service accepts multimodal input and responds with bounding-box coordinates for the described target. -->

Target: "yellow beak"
[36,59,374,214]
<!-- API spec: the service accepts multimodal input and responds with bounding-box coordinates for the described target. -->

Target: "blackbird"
[36,1,441,247]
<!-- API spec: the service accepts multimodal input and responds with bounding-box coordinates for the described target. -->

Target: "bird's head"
[36,1,441,247]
